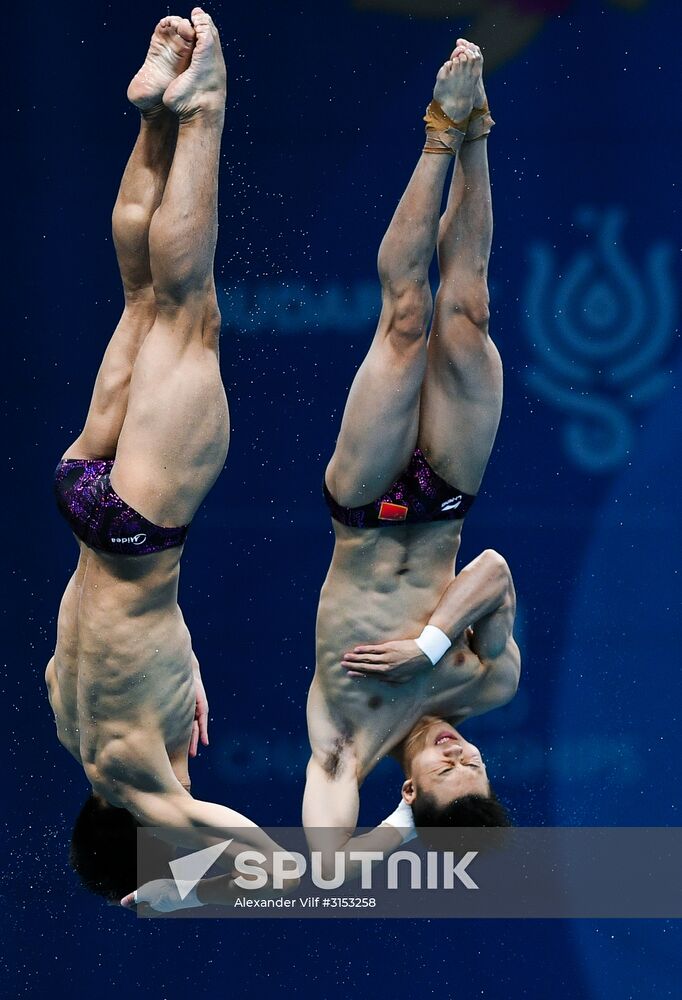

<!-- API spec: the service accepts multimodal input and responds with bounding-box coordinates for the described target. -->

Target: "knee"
[380,281,432,346]
[150,294,222,354]
[149,223,212,307]
[112,202,154,265]
[153,276,210,313]
[112,201,149,239]
[437,280,490,331]
[153,284,220,329]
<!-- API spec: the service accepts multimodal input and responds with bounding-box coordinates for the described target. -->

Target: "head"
[400,716,511,840]
[69,793,141,902]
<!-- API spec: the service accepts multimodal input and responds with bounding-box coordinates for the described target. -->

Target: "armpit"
[320,735,355,780]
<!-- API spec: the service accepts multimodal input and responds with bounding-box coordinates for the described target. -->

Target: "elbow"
[481,548,508,573]
[481,549,513,593]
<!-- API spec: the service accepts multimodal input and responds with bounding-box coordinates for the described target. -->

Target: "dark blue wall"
[4,0,680,997]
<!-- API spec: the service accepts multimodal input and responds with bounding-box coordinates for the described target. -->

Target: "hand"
[121,878,203,913]
[191,667,209,758]
[341,639,431,684]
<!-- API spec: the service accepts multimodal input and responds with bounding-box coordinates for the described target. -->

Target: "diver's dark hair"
[69,793,140,901]
[412,789,512,850]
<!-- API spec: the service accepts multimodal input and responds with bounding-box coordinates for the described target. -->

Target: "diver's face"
[403,720,489,807]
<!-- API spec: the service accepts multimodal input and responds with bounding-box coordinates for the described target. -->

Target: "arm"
[118,779,300,911]
[89,735,283,861]
[303,681,416,883]
[303,754,413,883]
[124,758,404,908]
[431,548,517,658]
[342,549,520,689]
[128,782,283,859]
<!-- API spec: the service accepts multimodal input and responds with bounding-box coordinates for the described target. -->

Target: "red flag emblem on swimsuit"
[378,501,409,521]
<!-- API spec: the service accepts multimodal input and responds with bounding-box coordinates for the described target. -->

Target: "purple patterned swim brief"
[54,458,189,556]
[323,448,476,528]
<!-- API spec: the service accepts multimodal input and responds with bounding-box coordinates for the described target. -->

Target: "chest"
[418,640,489,720]
[320,640,487,776]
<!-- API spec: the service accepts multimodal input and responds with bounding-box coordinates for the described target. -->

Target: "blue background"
[4,0,680,997]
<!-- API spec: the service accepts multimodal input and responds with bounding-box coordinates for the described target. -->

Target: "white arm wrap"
[380,799,417,844]
[415,624,452,666]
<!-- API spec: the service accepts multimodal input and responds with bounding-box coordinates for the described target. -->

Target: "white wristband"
[381,799,417,844]
[415,624,451,666]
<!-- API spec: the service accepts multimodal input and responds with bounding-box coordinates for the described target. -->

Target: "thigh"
[326,331,427,506]
[62,302,157,461]
[110,312,229,526]
[418,307,503,495]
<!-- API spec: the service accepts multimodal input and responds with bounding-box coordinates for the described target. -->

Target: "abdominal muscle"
[312,520,484,775]
[45,544,195,782]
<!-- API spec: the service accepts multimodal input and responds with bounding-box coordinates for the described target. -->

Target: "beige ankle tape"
[465,101,495,142]
[423,99,467,156]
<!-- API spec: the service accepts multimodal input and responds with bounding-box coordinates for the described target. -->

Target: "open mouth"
[434,731,459,746]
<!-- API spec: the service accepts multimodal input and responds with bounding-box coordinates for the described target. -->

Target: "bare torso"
[45,543,195,800]
[310,521,498,781]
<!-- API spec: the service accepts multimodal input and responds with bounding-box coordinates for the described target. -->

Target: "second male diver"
[303,40,520,867]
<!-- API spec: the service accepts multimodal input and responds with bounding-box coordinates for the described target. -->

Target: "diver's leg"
[63,17,195,460]
[110,8,229,526]
[326,49,478,506]
[419,45,502,495]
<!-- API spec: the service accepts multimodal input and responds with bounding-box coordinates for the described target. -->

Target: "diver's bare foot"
[457,38,487,108]
[127,16,195,114]
[163,8,226,121]
[433,42,481,124]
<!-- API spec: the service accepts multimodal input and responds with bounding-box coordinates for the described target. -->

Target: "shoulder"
[83,730,169,802]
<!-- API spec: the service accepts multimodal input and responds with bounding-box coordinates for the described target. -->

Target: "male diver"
[45,10,287,908]
[304,40,520,865]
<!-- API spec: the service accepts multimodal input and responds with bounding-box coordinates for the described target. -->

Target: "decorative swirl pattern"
[523,207,676,472]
